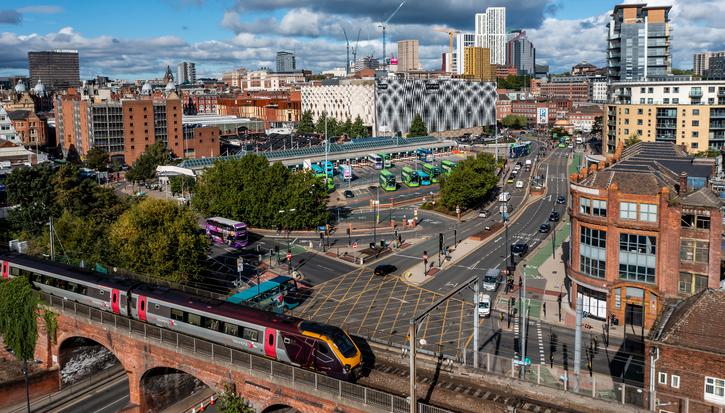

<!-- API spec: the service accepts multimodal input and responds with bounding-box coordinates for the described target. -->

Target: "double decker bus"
[379,169,397,191]
[338,164,352,181]
[310,164,326,178]
[368,153,383,169]
[509,141,532,158]
[378,153,392,168]
[227,276,304,313]
[401,167,420,187]
[422,163,441,183]
[416,148,432,162]
[323,161,335,177]
[205,217,249,249]
[417,170,431,186]
[441,160,457,175]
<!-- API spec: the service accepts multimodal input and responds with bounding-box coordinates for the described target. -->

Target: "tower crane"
[433,28,461,58]
[378,0,406,65]
[342,27,351,76]
[352,29,361,71]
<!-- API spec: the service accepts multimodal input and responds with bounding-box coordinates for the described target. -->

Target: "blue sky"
[1,0,723,79]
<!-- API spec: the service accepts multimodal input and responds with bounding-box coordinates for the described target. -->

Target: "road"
[53,375,129,413]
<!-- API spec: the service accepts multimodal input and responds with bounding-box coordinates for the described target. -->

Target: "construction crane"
[352,29,361,70]
[342,27,351,76]
[378,0,406,65]
[433,28,461,59]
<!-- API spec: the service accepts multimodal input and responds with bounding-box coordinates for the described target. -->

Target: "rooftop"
[650,289,725,355]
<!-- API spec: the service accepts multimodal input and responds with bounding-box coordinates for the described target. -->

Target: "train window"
[10,267,19,276]
[113,293,118,304]
[317,343,329,354]
[170,308,184,321]
[268,334,274,346]
[242,328,259,342]
[140,301,145,311]
[223,323,239,337]
[187,313,201,326]
[203,317,220,332]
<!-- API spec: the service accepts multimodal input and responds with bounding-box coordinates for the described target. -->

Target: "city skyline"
[0,0,723,80]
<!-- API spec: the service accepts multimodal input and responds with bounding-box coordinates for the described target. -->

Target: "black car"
[511,243,529,256]
[549,211,560,221]
[344,190,354,198]
[374,264,397,276]
[556,195,566,204]
[539,223,551,233]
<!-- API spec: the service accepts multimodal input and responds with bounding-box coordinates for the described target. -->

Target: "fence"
[40,292,452,413]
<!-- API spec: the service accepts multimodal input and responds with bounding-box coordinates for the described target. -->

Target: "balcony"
[689,89,703,98]
[718,89,725,97]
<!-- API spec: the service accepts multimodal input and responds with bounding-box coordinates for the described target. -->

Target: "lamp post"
[278,208,297,252]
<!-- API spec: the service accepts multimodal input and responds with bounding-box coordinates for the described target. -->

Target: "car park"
[374,264,396,276]
[511,243,529,256]
[549,211,560,221]
[344,190,354,198]
[477,294,491,317]
[539,223,551,233]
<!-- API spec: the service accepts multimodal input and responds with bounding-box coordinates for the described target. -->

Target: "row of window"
[169,308,262,342]
[659,373,725,405]
[680,239,709,264]
[579,197,607,217]
[11,267,91,296]
[679,272,709,295]
[620,202,657,222]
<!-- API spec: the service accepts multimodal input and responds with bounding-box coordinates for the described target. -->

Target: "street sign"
[236,257,244,273]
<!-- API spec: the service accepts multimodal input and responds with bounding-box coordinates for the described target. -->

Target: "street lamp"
[278,208,297,252]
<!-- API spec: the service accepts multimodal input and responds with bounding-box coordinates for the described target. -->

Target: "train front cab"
[301,329,362,380]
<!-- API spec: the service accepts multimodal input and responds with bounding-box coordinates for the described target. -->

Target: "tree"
[125,142,172,183]
[407,114,428,137]
[218,383,255,413]
[501,115,527,129]
[339,117,352,138]
[6,163,57,234]
[314,112,328,135]
[326,118,339,137]
[439,152,498,210]
[109,198,209,283]
[497,75,530,90]
[66,144,82,165]
[0,276,40,413]
[624,134,641,147]
[170,175,197,196]
[84,147,110,172]
[350,115,368,138]
[296,110,315,135]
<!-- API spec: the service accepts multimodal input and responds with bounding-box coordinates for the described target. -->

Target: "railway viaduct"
[33,294,420,413]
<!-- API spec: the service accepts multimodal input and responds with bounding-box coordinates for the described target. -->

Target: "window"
[640,98,645,104]
[708,87,715,93]
[648,87,654,94]
[693,108,700,115]
[640,87,646,93]
[673,87,679,93]
[679,272,709,295]
[624,108,630,114]
[242,328,259,342]
[681,214,710,229]
[624,119,630,125]
[580,197,591,214]
[671,375,680,388]
[663,98,669,104]
[592,200,607,217]
[658,372,668,385]
[187,313,201,326]
[692,142,699,149]
[680,239,709,263]
[639,203,657,222]
[203,317,220,332]
[223,323,239,337]
[664,87,670,93]
[580,226,607,278]
[619,233,657,283]
[637,119,643,125]
[692,120,700,127]
[620,202,637,220]
[171,308,184,321]
[268,333,274,346]
[692,131,699,138]
[705,377,725,404]
[673,98,679,104]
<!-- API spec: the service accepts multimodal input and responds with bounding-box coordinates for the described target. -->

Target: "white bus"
[368,153,383,169]
[338,164,352,181]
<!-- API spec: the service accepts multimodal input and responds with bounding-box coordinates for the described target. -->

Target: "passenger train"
[0,253,362,380]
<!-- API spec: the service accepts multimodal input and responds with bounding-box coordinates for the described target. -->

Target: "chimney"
[678,171,687,194]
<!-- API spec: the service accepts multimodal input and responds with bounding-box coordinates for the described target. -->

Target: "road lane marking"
[93,395,129,413]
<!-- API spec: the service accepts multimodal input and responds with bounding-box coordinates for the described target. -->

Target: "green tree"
[6,163,57,234]
[624,134,641,147]
[350,115,368,138]
[314,112,328,135]
[109,198,209,283]
[407,114,428,137]
[339,117,352,137]
[218,383,255,413]
[84,147,110,171]
[501,115,527,129]
[125,142,172,183]
[439,152,498,210]
[170,175,197,196]
[66,144,82,165]
[296,110,315,135]
[0,276,40,413]
[325,118,339,137]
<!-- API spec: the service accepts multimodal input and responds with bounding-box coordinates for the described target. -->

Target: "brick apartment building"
[217,91,301,128]
[646,289,725,412]
[567,142,721,330]
[55,89,219,164]
[496,94,512,121]
[510,99,570,124]
[538,77,590,103]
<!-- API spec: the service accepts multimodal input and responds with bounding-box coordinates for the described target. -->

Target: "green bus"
[378,153,392,168]
[379,169,397,191]
[441,160,457,175]
[401,166,420,187]
[422,163,442,183]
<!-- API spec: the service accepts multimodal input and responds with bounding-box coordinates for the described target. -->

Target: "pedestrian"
[543,302,547,317]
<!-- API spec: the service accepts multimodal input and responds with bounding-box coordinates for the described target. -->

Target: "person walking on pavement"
[543,302,547,317]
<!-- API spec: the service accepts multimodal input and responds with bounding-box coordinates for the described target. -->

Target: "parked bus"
[422,163,442,183]
[227,276,303,313]
[205,217,249,249]
[378,153,392,168]
[401,167,420,187]
[310,164,326,178]
[379,169,397,191]
[368,153,383,169]
[441,160,457,175]
[417,170,431,186]
[323,161,335,177]
[416,148,432,162]
[338,164,352,181]
[509,141,531,158]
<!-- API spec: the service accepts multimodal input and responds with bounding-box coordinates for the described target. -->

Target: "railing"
[40,292,452,413]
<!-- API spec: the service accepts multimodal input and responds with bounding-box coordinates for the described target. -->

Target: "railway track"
[360,360,574,413]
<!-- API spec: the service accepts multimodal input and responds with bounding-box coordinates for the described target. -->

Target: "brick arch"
[140,366,212,413]
[56,332,130,375]
[261,403,300,413]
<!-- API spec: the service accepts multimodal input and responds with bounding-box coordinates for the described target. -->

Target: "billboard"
[537,107,549,125]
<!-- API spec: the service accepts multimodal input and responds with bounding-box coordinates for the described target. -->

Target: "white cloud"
[16,5,63,14]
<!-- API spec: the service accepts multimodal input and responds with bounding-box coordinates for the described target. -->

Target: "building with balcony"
[567,142,721,330]
[607,4,671,81]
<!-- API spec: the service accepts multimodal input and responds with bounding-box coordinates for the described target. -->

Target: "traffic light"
[438,233,443,251]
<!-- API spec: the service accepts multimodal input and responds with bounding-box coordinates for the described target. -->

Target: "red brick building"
[496,94,512,121]
[495,65,518,78]
[510,99,566,124]
[539,78,590,102]
[217,91,300,128]
[646,289,725,412]
[567,142,721,330]
[7,109,48,147]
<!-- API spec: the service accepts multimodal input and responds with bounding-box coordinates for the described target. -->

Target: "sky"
[1,0,724,80]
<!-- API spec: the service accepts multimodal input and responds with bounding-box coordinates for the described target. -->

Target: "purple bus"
[205,217,249,249]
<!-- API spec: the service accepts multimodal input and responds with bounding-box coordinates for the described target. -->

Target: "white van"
[478,294,491,317]
[483,268,500,291]
[498,192,511,203]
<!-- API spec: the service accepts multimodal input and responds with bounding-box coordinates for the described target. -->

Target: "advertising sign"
[537,107,549,125]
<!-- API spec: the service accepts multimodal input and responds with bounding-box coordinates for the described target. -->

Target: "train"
[0,253,362,380]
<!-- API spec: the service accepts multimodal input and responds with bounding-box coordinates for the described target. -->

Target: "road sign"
[236,257,244,273]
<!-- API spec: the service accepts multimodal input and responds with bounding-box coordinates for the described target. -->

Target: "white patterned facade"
[375,79,496,135]
[301,81,376,130]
